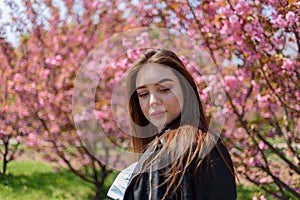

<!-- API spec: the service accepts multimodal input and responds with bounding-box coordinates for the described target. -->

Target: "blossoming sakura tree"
[0,0,299,199]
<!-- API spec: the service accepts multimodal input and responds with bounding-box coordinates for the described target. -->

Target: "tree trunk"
[1,141,8,176]
[94,183,102,200]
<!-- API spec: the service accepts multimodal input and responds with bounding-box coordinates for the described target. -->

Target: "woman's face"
[135,64,184,130]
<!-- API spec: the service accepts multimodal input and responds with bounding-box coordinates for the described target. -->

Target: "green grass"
[237,185,269,200]
[237,184,298,200]
[0,161,94,200]
[1,160,296,200]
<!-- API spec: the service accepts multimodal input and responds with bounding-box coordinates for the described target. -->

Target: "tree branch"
[185,0,219,67]
[260,165,300,199]
[254,129,300,175]
[244,173,282,199]
[259,64,300,113]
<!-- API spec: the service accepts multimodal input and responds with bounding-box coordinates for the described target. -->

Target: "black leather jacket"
[123,140,237,200]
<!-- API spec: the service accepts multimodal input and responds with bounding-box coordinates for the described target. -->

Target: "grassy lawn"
[0,161,94,200]
[237,184,269,200]
[0,160,295,199]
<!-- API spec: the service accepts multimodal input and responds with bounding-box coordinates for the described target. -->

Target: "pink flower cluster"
[45,55,63,67]
[273,11,298,28]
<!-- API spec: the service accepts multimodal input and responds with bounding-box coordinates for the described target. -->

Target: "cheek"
[178,92,184,110]
[139,99,150,117]
[164,95,181,111]
[168,91,183,107]
[173,89,184,110]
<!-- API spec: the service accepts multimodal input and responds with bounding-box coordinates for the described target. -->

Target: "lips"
[150,110,166,118]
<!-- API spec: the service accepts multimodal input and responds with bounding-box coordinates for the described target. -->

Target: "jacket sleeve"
[189,141,237,200]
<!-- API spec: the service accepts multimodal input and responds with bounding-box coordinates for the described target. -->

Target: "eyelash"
[160,88,170,92]
[137,88,171,98]
[138,93,148,98]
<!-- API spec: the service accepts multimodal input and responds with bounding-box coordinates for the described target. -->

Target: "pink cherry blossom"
[244,23,253,33]
[285,11,296,25]
[260,195,267,200]
[274,14,287,28]
[0,0,298,198]
[281,59,294,72]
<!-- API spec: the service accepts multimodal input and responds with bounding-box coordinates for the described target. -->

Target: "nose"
[149,92,161,107]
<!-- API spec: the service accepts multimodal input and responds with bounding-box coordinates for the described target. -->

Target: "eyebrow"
[136,78,174,90]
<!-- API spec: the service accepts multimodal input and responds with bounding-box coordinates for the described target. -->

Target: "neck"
[156,114,181,137]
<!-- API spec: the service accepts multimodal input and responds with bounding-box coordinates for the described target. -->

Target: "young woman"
[108,49,237,200]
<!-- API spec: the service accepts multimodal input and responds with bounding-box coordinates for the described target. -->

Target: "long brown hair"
[126,49,234,199]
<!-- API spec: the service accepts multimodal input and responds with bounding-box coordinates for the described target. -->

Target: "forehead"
[136,63,179,88]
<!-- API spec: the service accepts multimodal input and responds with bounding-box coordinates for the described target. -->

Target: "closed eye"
[137,92,149,97]
[160,87,171,92]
